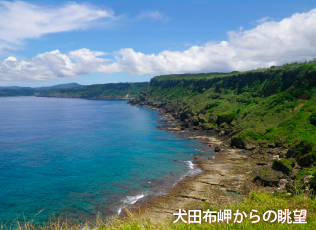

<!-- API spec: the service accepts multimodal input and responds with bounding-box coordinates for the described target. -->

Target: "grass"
[3,190,316,229]
[138,61,316,151]
[103,190,316,230]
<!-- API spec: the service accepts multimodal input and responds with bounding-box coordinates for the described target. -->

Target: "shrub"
[216,110,235,121]
[259,169,269,175]
[310,171,316,191]
[212,93,221,99]
[310,112,316,126]
[280,158,294,171]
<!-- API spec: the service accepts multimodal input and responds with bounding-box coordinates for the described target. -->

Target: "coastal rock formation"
[128,62,316,220]
[230,137,246,149]
[272,158,295,175]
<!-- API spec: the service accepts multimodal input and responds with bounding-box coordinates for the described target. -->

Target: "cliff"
[129,61,316,192]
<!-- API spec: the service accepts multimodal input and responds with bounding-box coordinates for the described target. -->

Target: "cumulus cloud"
[0,51,72,81]
[1,7,316,81]
[0,1,114,45]
[0,49,111,81]
[112,8,316,74]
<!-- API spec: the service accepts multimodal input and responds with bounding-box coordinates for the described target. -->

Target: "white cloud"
[0,51,73,81]
[137,11,168,21]
[0,1,114,45]
[110,41,235,75]
[256,16,272,24]
[1,7,316,81]
[111,8,316,74]
[0,45,16,54]
[69,49,111,75]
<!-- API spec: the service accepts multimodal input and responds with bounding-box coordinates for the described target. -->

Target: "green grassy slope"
[130,62,316,179]
[8,190,316,229]
[134,63,316,146]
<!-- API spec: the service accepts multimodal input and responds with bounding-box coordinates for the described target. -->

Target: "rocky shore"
[127,100,311,222]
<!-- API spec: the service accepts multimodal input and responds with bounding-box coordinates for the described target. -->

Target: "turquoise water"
[0,97,212,224]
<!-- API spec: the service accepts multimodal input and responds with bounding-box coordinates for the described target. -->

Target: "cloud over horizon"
[0,1,114,56]
[1,6,316,81]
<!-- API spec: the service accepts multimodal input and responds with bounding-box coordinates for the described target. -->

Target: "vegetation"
[131,61,316,180]
[4,190,316,229]
[37,82,149,99]
[0,82,149,99]
[99,191,316,229]
[3,61,316,228]
[310,112,316,126]
[0,88,36,97]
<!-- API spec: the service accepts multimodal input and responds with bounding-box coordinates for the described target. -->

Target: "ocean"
[0,97,212,224]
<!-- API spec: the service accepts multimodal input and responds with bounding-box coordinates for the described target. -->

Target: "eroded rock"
[253,168,288,187]
[272,158,295,175]
[214,145,221,152]
[278,179,288,189]
[231,137,246,149]
[194,154,204,159]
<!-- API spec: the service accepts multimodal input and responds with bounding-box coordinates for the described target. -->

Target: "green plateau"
[129,61,316,190]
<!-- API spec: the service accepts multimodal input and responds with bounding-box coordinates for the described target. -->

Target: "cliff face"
[129,62,316,190]
[130,64,316,132]
[146,67,316,98]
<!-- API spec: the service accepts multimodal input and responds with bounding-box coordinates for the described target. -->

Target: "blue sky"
[1,1,316,87]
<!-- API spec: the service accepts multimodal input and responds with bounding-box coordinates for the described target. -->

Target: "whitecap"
[117,193,146,216]
[123,194,145,205]
[183,161,194,169]
[172,161,202,187]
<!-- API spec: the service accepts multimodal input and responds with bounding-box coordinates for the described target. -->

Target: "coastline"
[124,103,278,223]
[36,95,133,100]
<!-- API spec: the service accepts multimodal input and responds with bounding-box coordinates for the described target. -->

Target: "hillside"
[0,82,149,99]
[129,61,316,190]
[0,83,81,97]
[0,87,36,97]
[34,83,82,90]
[36,82,149,99]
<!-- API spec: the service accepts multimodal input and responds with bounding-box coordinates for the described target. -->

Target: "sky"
[1,1,316,87]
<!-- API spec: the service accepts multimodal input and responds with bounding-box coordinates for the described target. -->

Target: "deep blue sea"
[0,97,212,224]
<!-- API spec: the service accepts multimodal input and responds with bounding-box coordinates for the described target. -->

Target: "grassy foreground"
[4,190,316,230]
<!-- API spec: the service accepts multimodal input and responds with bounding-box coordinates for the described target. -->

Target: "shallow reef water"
[0,97,212,224]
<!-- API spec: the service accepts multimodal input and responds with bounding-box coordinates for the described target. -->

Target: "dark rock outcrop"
[272,158,295,175]
[231,137,246,149]
[298,154,313,167]
[214,145,221,152]
[286,148,297,158]
[253,168,288,187]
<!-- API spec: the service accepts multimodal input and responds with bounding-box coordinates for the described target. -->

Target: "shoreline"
[124,103,279,223]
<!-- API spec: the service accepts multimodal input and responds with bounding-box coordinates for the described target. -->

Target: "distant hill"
[0,82,149,99]
[0,83,82,97]
[36,82,149,99]
[0,83,81,90]
[34,83,82,90]
[0,88,36,97]
[0,86,32,90]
